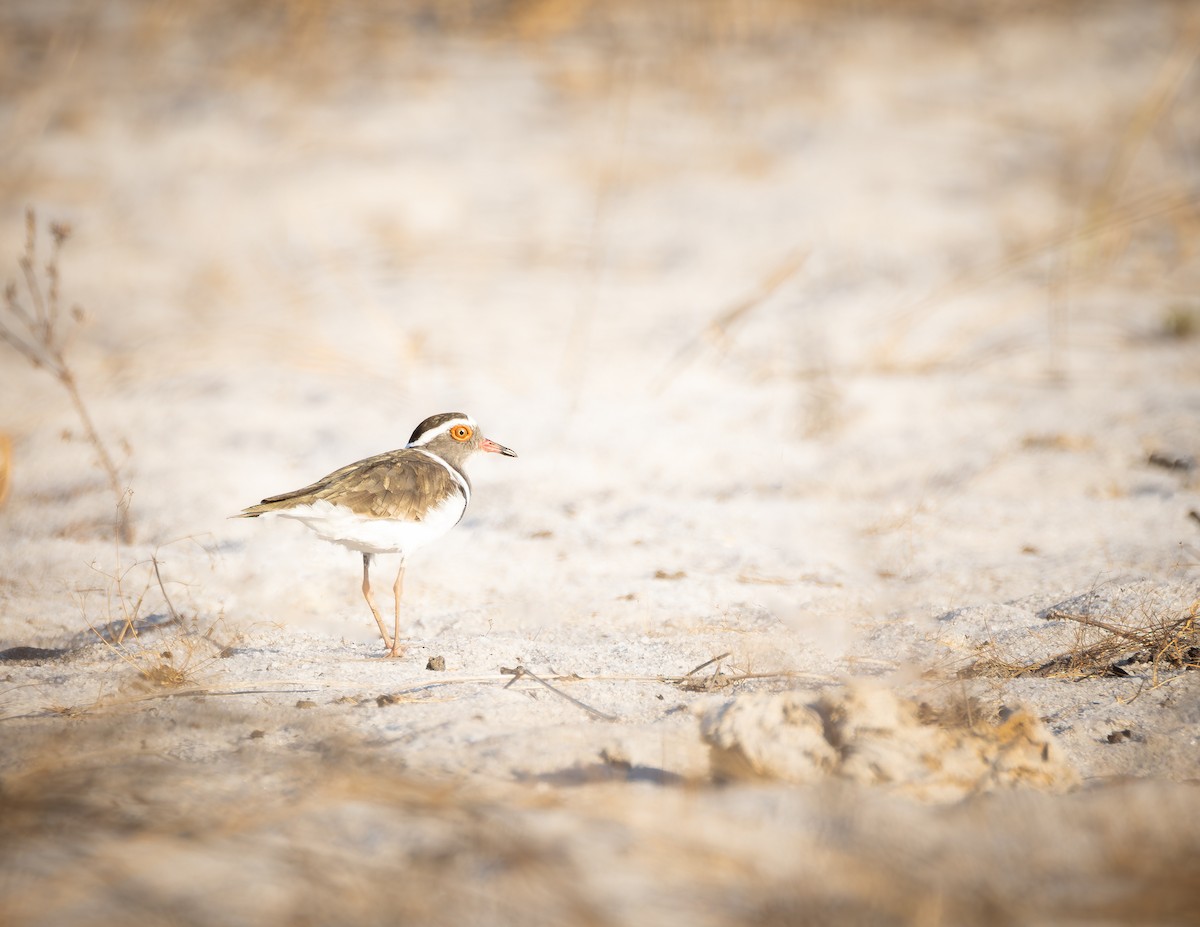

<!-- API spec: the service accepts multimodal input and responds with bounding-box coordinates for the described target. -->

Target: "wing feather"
[240,450,463,520]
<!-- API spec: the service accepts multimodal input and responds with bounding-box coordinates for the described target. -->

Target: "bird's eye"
[451,425,473,441]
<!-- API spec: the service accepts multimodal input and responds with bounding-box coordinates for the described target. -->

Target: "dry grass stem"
[964,601,1199,680]
[1,208,132,541]
[357,660,836,709]
[69,542,233,690]
[683,651,732,676]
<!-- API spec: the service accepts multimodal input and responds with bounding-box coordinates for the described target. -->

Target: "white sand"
[2,2,1199,923]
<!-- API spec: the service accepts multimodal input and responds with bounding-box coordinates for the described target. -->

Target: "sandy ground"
[2,2,1200,924]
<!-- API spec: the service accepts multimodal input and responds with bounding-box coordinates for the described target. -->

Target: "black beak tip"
[501,446,518,458]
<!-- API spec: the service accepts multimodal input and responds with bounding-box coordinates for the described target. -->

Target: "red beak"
[480,438,517,457]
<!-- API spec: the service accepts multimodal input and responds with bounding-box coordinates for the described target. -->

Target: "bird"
[238,412,516,657]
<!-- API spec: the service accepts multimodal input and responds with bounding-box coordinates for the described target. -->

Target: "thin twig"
[20,209,46,329]
[684,652,732,677]
[47,222,68,332]
[152,556,182,624]
[1044,610,1146,643]
[501,665,618,722]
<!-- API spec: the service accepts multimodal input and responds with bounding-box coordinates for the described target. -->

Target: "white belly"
[271,496,466,555]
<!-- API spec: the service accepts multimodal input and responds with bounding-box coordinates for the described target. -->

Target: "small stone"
[295,699,317,709]
[599,746,631,770]
[1147,451,1196,473]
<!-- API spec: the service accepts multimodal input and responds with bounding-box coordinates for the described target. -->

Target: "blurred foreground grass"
[3,704,1200,927]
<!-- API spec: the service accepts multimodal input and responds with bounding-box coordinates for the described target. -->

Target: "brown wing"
[240,449,463,520]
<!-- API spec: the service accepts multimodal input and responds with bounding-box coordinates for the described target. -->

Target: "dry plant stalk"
[0,431,10,505]
[76,545,230,691]
[1,208,132,541]
[80,550,176,646]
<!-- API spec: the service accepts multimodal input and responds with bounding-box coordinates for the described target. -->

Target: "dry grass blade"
[654,249,809,391]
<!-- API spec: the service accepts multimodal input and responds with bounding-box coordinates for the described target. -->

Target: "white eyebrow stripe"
[406,416,477,447]
[412,448,471,504]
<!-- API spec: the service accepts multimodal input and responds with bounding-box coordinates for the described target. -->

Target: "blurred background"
[1,0,1197,638]
[3,3,1200,925]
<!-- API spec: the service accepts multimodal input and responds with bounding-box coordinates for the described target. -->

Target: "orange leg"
[389,557,407,658]
[361,553,394,653]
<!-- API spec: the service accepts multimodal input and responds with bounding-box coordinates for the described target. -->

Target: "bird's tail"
[235,501,282,518]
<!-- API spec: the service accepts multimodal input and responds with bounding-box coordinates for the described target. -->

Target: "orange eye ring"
[450,425,473,441]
